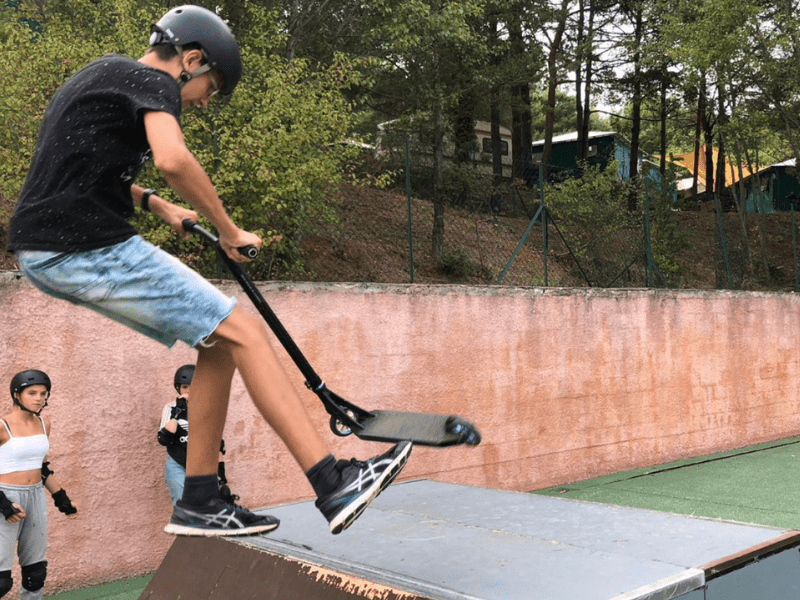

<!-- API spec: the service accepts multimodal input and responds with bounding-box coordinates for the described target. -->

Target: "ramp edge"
[606,568,705,600]
[241,536,487,600]
[699,530,800,579]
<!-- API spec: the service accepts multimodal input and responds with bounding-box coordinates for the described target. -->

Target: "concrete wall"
[1,273,799,593]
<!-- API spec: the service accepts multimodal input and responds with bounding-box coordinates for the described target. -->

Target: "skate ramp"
[140,480,800,600]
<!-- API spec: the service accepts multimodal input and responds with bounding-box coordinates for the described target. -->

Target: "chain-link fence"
[231,149,800,292]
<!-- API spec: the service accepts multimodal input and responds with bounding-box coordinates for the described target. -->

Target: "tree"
[0,0,374,279]
[538,0,570,183]
[365,0,489,259]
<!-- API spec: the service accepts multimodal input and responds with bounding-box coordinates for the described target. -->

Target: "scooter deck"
[352,411,481,447]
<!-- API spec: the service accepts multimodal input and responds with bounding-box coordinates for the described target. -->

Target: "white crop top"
[0,418,49,475]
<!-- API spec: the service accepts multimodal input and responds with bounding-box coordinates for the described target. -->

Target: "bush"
[0,0,376,280]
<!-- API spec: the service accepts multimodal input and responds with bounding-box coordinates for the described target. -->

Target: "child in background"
[158,365,236,505]
[0,370,77,600]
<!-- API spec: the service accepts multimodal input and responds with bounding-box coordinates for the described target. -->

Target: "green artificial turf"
[534,435,800,530]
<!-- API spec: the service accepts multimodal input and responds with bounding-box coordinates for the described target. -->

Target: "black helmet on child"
[149,5,242,97]
[174,365,196,393]
[10,370,51,415]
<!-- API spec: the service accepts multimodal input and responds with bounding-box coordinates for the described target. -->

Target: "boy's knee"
[211,307,264,347]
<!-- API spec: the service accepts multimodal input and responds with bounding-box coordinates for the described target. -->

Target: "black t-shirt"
[8,54,181,253]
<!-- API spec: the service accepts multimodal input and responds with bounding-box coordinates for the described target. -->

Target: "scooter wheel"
[445,416,482,446]
[330,416,353,437]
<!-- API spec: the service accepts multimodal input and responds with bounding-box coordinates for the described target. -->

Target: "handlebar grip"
[183,220,258,259]
[239,245,259,259]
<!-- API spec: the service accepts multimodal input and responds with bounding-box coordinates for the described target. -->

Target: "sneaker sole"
[164,519,279,537]
[329,441,412,535]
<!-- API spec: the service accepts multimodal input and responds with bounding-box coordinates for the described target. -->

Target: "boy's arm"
[131,185,198,234]
[142,110,261,261]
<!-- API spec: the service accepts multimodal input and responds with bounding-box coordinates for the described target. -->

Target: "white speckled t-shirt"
[9,53,181,253]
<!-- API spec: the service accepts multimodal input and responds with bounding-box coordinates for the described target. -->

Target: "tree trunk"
[659,75,667,175]
[627,2,643,212]
[742,148,770,280]
[541,0,570,184]
[431,29,445,261]
[580,0,596,165]
[729,137,751,268]
[575,0,585,161]
[691,89,702,198]
[714,83,727,202]
[432,102,445,260]
[489,16,502,213]
[491,96,502,212]
[510,11,533,186]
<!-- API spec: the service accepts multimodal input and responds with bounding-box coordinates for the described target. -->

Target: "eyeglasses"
[206,75,220,99]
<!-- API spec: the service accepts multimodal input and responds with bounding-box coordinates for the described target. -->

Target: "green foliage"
[530,90,604,140]
[440,248,474,280]
[641,171,689,282]
[0,0,152,244]
[1,1,376,280]
[545,161,634,256]
[175,25,374,278]
[545,162,688,285]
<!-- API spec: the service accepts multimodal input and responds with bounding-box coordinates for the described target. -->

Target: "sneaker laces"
[337,457,368,472]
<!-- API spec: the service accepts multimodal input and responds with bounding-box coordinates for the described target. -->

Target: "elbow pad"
[41,461,54,483]
[157,428,177,446]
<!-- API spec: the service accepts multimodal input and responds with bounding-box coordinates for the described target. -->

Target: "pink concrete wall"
[1,273,800,593]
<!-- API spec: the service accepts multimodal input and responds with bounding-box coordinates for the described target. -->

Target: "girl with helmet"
[8,5,411,537]
[157,365,236,506]
[0,371,77,600]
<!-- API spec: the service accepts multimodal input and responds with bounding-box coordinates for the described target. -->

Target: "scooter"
[184,220,481,447]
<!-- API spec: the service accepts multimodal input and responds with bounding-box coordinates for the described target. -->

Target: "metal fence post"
[541,162,548,286]
[404,134,415,283]
[792,203,799,293]
[496,205,545,284]
[644,182,652,287]
[714,194,733,289]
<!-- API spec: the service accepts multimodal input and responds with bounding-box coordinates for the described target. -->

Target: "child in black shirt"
[8,5,411,537]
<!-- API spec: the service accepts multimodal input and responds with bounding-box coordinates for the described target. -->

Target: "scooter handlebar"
[182,220,259,259]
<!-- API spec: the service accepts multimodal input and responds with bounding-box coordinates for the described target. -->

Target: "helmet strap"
[13,393,47,417]
[176,47,211,88]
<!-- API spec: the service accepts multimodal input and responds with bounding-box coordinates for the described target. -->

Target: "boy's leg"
[166,337,281,536]
[190,307,413,534]
[201,307,329,471]
[183,344,235,477]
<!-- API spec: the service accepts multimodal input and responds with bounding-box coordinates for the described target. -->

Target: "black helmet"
[174,364,195,393]
[10,370,51,415]
[10,370,51,401]
[150,5,242,97]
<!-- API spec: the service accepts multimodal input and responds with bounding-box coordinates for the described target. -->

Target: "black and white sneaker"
[164,497,279,537]
[316,440,412,534]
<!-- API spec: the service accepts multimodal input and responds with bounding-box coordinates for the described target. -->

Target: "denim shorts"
[17,236,236,348]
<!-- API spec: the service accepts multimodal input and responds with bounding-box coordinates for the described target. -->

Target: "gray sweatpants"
[0,483,47,600]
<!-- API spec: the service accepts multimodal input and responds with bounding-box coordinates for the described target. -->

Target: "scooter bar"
[181,220,258,259]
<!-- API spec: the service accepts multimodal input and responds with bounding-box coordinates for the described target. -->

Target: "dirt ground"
[298,184,800,291]
[3,183,799,292]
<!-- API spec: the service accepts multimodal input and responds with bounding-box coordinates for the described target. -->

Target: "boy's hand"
[160,203,199,239]
[219,229,262,263]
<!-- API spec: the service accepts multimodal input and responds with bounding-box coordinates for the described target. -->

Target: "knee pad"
[0,570,11,597]
[21,561,46,592]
